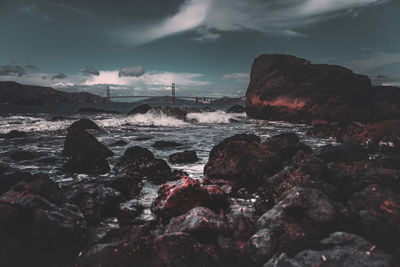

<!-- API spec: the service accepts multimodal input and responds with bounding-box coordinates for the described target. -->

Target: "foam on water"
[0,115,71,134]
[186,111,246,124]
[97,112,189,128]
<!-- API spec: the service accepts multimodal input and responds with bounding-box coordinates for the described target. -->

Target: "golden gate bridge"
[104,83,219,104]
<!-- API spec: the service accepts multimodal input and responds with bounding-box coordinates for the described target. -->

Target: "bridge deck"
[108,95,220,99]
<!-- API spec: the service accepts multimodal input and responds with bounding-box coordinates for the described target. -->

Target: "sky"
[0,0,399,98]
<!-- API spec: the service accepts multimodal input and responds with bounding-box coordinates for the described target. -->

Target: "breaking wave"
[186,111,246,124]
[98,112,189,128]
[0,116,71,134]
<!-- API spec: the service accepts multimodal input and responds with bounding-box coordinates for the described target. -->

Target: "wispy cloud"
[118,0,388,46]
[119,65,145,77]
[222,72,250,83]
[349,52,400,72]
[81,66,100,76]
[19,4,52,21]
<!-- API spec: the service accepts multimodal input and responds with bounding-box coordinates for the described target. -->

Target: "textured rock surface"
[245,54,374,123]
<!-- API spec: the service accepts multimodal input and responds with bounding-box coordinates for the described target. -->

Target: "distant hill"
[0,81,104,105]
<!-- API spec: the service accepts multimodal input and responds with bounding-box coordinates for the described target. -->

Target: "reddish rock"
[151,232,217,267]
[165,207,227,242]
[245,54,374,123]
[151,177,227,220]
[204,134,282,192]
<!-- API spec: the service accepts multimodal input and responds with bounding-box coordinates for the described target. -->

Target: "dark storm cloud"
[119,65,145,77]
[0,65,25,76]
[81,66,100,76]
[51,73,67,79]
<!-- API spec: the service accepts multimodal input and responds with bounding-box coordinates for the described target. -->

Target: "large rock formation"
[246,54,375,123]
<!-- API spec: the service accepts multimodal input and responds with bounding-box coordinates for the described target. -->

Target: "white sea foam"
[186,111,246,124]
[0,116,71,134]
[97,112,188,128]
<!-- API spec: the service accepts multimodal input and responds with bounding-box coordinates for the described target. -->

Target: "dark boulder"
[150,106,187,120]
[169,150,199,164]
[182,107,202,113]
[245,187,344,264]
[2,130,26,139]
[105,174,142,199]
[63,128,113,158]
[67,118,100,132]
[348,184,400,258]
[313,140,369,163]
[263,132,312,162]
[64,181,125,225]
[165,207,227,242]
[62,150,111,175]
[127,104,151,115]
[151,177,227,220]
[152,140,183,149]
[264,232,397,267]
[204,134,282,191]
[0,171,37,195]
[260,151,338,202]
[110,140,128,147]
[114,146,172,184]
[227,105,245,113]
[245,54,374,123]
[9,150,36,161]
[0,175,87,267]
[151,232,217,267]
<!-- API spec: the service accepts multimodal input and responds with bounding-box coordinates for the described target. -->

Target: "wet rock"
[127,104,151,115]
[151,232,217,267]
[226,198,257,242]
[0,162,12,176]
[65,181,125,225]
[114,146,172,184]
[169,150,199,164]
[313,140,369,163]
[67,118,100,132]
[110,139,128,147]
[150,106,187,120]
[263,132,312,162]
[264,232,397,267]
[105,174,142,199]
[77,225,151,267]
[227,105,245,113]
[9,150,36,161]
[63,128,113,158]
[204,133,282,192]
[2,130,26,139]
[152,140,183,149]
[62,151,111,175]
[0,171,35,195]
[246,187,343,264]
[260,151,338,202]
[166,207,227,242]
[245,54,374,123]
[202,106,215,112]
[348,184,400,258]
[151,177,227,220]
[0,175,87,267]
[117,201,144,227]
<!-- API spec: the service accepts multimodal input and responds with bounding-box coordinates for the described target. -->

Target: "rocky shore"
[0,115,399,266]
[1,54,399,266]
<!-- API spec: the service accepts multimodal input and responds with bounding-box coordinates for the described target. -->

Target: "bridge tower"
[171,82,176,104]
[105,86,111,103]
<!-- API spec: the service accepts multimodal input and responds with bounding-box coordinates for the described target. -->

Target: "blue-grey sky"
[0,0,399,98]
